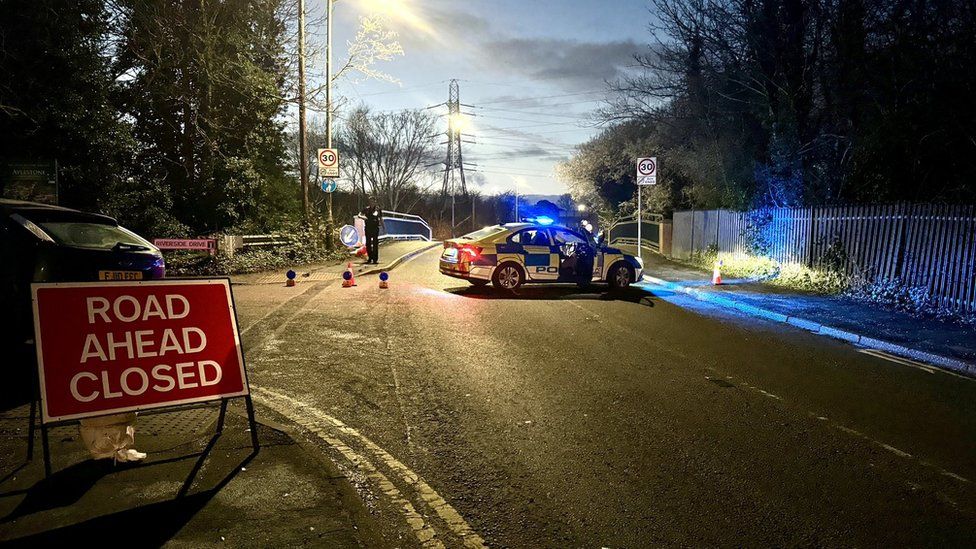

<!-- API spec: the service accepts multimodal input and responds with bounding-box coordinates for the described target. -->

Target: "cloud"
[472,145,568,161]
[392,4,494,51]
[390,3,642,91]
[480,38,640,89]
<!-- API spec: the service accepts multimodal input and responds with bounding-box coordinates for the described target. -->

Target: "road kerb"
[359,241,441,277]
[638,277,976,379]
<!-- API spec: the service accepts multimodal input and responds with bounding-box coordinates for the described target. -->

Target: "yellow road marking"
[252,386,487,548]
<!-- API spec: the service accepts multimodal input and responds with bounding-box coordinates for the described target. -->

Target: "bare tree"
[340,108,439,212]
[278,0,403,114]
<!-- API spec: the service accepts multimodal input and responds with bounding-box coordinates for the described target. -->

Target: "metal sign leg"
[216,399,228,435]
[27,399,36,461]
[41,422,52,478]
[244,395,260,451]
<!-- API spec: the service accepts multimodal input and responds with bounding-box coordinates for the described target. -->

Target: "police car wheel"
[493,263,524,290]
[608,263,632,290]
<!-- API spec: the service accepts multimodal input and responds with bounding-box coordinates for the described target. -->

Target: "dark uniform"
[576,225,596,286]
[361,205,382,264]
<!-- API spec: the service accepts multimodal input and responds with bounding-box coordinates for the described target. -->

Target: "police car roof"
[502,222,570,231]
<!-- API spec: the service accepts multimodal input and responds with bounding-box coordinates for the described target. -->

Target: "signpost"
[320,179,338,193]
[29,278,258,474]
[317,148,339,178]
[153,238,217,254]
[635,157,658,260]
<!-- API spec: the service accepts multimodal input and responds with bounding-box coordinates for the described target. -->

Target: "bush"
[686,245,847,294]
[164,225,345,276]
[845,278,975,325]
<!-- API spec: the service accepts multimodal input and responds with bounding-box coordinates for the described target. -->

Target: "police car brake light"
[460,245,482,259]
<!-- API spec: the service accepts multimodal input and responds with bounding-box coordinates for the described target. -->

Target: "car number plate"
[441,248,458,263]
[98,270,144,281]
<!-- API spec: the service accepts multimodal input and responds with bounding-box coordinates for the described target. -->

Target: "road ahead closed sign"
[32,279,248,422]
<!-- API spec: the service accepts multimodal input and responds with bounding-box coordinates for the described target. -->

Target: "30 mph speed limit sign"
[317,148,339,178]
[636,157,657,185]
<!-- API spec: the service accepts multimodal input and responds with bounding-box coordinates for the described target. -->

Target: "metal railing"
[241,234,294,249]
[607,214,663,253]
[379,210,432,242]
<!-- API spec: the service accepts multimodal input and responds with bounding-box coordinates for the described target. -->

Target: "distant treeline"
[560,0,976,219]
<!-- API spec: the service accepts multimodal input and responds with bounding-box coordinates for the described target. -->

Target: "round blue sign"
[320,179,338,193]
[339,224,359,247]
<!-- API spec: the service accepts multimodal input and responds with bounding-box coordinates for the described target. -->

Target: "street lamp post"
[324,0,335,250]
[514,183,519,222]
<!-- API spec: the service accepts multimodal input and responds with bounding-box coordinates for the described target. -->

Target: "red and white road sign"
[636,157,657,185]
[317,148,339,178]
[31,279,249,423]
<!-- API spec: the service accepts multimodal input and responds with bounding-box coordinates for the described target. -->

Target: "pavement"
[0,402,379,547]
[619,247,976,375]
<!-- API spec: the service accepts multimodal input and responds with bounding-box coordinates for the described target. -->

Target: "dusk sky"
[313,0,654,197]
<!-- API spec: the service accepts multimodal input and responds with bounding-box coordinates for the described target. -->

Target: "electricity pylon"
[441,79,468,236]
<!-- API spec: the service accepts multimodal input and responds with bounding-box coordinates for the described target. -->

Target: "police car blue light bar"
[530,216,554,225]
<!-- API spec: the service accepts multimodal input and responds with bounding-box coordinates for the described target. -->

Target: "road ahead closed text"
[32,280,248,422]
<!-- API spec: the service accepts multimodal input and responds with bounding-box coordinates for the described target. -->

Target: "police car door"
[551,228,594,281]
[517,228,558,281]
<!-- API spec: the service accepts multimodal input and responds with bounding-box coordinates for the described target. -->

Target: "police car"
[439,217,644,290]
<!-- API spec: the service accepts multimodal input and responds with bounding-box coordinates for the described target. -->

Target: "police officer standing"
[576,220,596,287]
[360,200,382,264]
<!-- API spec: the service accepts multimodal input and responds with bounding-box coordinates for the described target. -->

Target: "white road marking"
[859,348,974,381]
[879,443,913,459]
[940,470,971,483]
[380,294,414,450]
[702,370,973,487]
[252,386,487,548]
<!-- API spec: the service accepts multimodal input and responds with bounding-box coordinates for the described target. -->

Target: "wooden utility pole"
[298,0,310,223]
[324,0,335,249]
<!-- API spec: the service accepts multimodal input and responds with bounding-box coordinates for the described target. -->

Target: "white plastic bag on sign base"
[79,412,146,463]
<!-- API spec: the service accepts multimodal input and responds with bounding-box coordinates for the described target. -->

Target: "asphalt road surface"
[233,247,976,547]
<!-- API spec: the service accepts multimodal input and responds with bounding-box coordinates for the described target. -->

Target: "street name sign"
[32,279,249,423]
[317,148,339,178]
[636,157,657,186]
[153,238,216,254]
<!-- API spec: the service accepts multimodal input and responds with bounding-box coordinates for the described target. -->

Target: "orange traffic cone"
[712,260,723,285]
[342,263,356,287]
[379,271,389,289]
